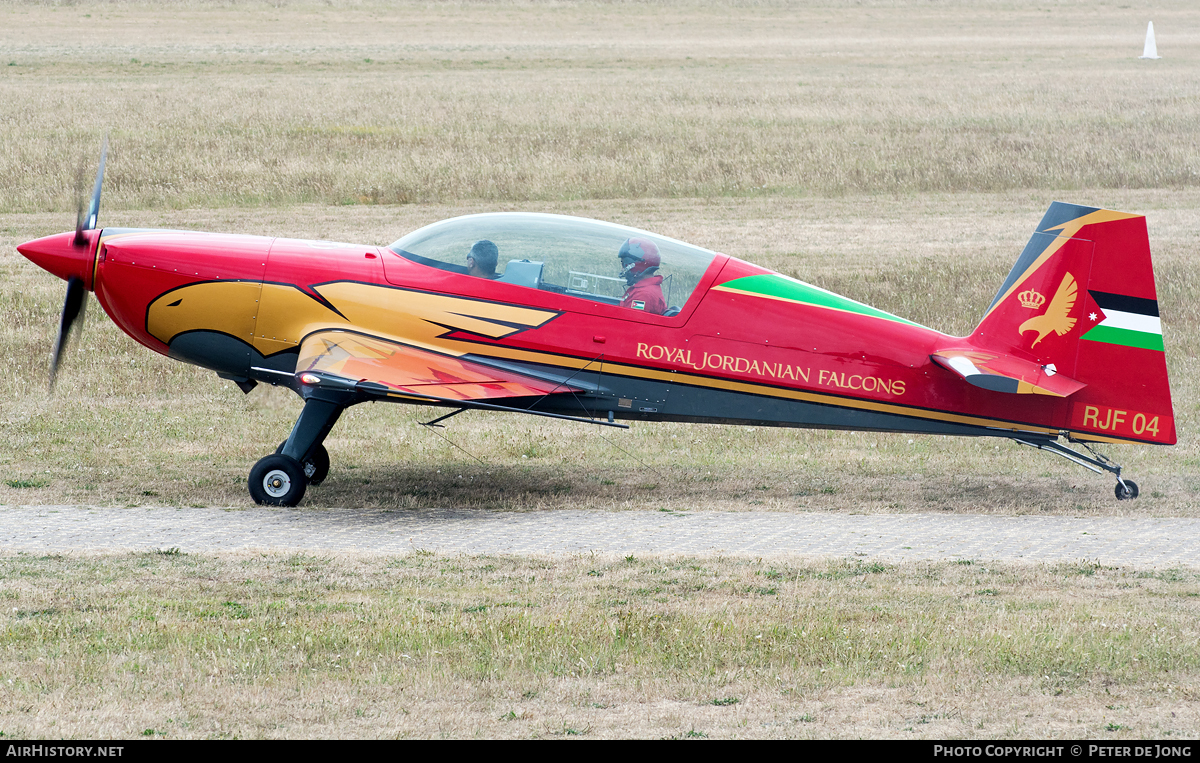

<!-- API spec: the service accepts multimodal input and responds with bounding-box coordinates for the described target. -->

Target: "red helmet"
[619,238,661,280]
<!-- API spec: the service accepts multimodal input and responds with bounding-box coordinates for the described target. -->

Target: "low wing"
[931,349,1086,397]
[297,330,580,401]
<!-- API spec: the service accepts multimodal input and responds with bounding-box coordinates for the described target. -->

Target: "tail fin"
[970,202,1175,445]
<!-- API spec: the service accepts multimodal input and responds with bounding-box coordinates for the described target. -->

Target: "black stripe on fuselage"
[469,354,1050,439]
[1089,290,1159,317]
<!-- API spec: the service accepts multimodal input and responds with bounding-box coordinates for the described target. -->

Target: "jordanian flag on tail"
[1082,291,1163,351]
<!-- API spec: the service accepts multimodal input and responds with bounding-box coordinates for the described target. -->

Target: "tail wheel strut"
[1012,435,1138,501]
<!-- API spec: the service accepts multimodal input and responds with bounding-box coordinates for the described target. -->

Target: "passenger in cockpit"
[618,238,665,315]
[466,239,500,279]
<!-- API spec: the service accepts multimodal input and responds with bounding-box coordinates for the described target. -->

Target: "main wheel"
[1115,480,1140,501]
[275,441,330,486]
[249,454,308,506]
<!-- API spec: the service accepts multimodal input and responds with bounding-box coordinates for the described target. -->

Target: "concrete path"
[2,505,1198,569]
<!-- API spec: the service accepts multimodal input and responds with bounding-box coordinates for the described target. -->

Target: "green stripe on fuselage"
[1082,324,1164,351]
[714,274,924,327]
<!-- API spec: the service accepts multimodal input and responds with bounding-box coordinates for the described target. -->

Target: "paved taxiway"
[2,506,1198,569]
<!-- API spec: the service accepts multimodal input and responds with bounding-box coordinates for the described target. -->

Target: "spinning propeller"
[47,136,107,390]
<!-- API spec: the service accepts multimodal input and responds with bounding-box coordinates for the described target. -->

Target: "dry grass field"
[3,0,1199,209]
[2,552,1198,739]
[1,0,1199,739]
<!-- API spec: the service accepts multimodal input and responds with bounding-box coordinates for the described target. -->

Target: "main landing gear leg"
[249,390,352,507]
[1012,435,1139,501]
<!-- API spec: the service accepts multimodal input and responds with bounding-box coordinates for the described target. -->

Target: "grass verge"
[1,551,1197,738]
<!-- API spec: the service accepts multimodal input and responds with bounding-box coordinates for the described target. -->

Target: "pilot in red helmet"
[618,238,666,315]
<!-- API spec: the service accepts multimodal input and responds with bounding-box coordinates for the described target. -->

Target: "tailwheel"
[249,454,307,506]
[1013,436,1143,501]
[1115,480,1139,501]
[276,441,330,486]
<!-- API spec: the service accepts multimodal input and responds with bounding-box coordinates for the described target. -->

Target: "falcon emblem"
[1018,272,1077,347]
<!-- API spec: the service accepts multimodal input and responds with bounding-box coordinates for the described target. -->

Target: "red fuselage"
[18,217,1175,447]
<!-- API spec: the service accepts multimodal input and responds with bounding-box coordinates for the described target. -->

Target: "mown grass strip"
[0,552,1197,737]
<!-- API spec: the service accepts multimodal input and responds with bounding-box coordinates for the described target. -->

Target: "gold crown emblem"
[1018,288,1046,310]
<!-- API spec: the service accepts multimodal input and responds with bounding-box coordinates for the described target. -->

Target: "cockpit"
[388,213,719,316]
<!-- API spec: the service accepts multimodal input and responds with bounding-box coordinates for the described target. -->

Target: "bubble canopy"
[388,213,719,312]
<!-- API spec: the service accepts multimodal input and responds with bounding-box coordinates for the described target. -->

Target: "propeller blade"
[73,134,108,247]
[50,275,87,391]
[73,180,86,247]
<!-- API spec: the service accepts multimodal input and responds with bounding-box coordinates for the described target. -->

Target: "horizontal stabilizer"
[931,350,1086,397]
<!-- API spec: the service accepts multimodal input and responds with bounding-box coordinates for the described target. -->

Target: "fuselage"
[18,215,1172,446]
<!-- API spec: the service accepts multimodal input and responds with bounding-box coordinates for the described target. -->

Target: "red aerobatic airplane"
[19,143,1175,506]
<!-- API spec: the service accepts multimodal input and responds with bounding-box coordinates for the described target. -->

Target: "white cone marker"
[1139,21,1161,59]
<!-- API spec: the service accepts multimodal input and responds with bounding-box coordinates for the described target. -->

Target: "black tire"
[1115,480,1139,501]
[275,441,330,486]
[249,454,307,507]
